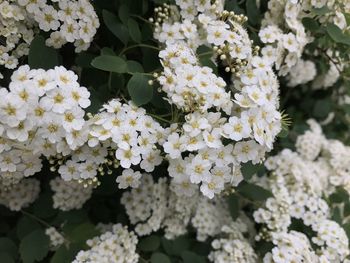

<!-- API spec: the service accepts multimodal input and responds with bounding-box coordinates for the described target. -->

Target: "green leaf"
[199,57,217,74]
[150,252,171,263]
[161,236,191,256]
[138,235,160,252]
[101,47,115,56]
[19,229,49,263]
[225,0,245,14]
[241,162,264,180]
[329,188,349,203]
[181,251,206,263]
[128,18,142,43]
[0,238,17,258]
[312,6,330,15]
[118,5,130,25]
[17,216,42,240]
[227,194,239,220]
[246,0,260,26]
[0,252,15,263]
[344,223,350,240]
[127,73,153,106]
[91,55,127,73]
[51,244,80,263]
[64,223,99,245]
[331,207,342,224]
[28,35,59,69]
[127,60,144,73]
[302,17,319,32]
[326,23,350,45]
[102,10,129,45]
[344,202,350,217]
[237,182,273,201]
[313,99,332,118]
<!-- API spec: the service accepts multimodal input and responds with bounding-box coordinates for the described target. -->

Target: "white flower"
[282,33,299,53]
[186,156,211,184]
[233,140,260,163]
[116,169,142,189]
[163,133,187,159]
[200,177,224,198]
[223,117,251,141]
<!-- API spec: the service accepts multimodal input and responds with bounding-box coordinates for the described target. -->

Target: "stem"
[148,113,172,124]
[119,44,160,55]
[21,210,52,229]
[21,210,69,243]
[131,14,153,25]
[198,51,214,57]
[126,72,153,76]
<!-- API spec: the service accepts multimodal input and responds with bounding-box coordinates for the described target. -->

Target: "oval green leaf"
[91,55,127,73]
[127,73,153,106]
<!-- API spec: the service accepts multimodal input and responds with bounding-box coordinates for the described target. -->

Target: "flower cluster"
[0,0,99,70]
[45,227,65,250]
[253,120,350,262]
[263,231,321,263]
[121,174,231,240]
[73,224,139,263]
[153,0,281,198]
[58,98,164,186]
[50,177,93,211]
[209,221,257,263]
[0,1,34,69]
[259,0,349,88]
[0,65,90,187]
[0,178,40,211]
[0,65,165,190]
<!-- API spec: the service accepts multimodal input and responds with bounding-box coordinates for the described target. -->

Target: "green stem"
[21,210,52,229]
[131,14,153,25]
[148,113,172,124]
[119,44,160,55]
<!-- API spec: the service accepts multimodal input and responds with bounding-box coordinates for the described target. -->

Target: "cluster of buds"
[219,10,248,24]
[214,45,249,76]
[150,4,171,30]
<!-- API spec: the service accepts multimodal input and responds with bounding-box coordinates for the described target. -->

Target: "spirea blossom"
[0,65,164,189]
[50,177,93,211]
[259,0,348,88]
[253,120,350,262]
[152,0,282,198]
[209,221,257,263]
[0,0,99,69]
[72,224,139,263]
[45,227,65,250]
[121,174,231,240]
[0,178,40,211]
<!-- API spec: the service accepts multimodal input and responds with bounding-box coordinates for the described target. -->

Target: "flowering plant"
[0,0,349,262]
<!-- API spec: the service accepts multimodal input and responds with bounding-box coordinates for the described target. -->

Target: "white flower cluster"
[0,0,99,70]
[0,1,34,69]
[153,0,281,198]
[0,178,40,211]
[73,224,139,263]
[263,231,322,263]
[58,98,164,186]
[45,227,65,250]
[50,177,93,211]
[0,65,165,190]
[253,120,350,262]
[259,0,349,88]
[0,65,90,187]
[209,221,257,263]
[121,174,231,240]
